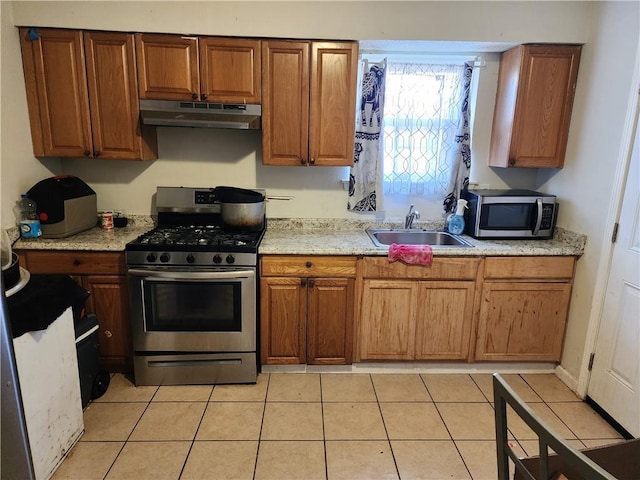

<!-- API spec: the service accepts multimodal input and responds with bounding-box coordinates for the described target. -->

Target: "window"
[381,61,468,199]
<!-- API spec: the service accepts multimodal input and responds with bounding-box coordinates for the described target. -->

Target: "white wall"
[2,0,591,224]
[0,3,60,227]
[537,1,640,381]
[2,1,639,384]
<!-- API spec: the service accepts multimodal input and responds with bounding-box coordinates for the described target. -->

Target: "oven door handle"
[127,269,255,281]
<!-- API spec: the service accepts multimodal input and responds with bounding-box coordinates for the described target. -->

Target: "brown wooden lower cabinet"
[415,281,475,360]
[307,277,354,364]
[260,277,306,364]
[260,276,354,365]
[474,256,576,362]
[474,282,572,362]
[82,275,132,371]
[359,280,417,360]
[259,255,356,365]
[17,250,132,372]
[357,256,480,362]
[358,279,475,361]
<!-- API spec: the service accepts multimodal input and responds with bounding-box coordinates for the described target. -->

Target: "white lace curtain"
[349,59,473,214]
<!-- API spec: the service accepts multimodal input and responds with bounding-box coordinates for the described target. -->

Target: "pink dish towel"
[388,243,433,266]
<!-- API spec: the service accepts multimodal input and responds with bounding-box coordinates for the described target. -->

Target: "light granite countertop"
[12,216,154,252]
[11,217,586,257]
[260,219,586,257]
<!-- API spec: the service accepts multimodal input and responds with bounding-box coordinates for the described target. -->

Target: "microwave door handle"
[533,198,543,235]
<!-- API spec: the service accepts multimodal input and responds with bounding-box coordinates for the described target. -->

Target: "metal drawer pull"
[148,359,242,367]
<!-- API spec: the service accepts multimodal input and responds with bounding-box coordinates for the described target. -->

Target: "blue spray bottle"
[448,199,468,235]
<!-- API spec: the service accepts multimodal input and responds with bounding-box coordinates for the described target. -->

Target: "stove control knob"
[186,254,195,264]
[226,255,235,264]
[160,253,170,263]
[146,253,157,263]
[213,254,222,264]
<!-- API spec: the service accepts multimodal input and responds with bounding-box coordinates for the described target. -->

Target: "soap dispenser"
[448,199,468,235]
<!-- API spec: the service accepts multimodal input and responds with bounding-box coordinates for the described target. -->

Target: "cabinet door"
[359,280,417,360]
[83,275,132,371]
[200,37,261,103]
[260,277,307,364]
[262,40,310,165]
[511,45,581,168]
[475,282,572,361]
[20,28,92,157]
[414,281,475,360]
[490,44,581,168]
[135,33,200,100]
[84,32,157,160]
[309,42,358,166]
[307,278,354,365]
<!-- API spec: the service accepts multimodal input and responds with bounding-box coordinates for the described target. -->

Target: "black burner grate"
[131,225,262,250]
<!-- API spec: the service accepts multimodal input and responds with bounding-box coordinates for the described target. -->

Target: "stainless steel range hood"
[139,99,261,130]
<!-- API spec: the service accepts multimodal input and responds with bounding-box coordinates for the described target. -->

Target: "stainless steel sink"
[366,228,473,247]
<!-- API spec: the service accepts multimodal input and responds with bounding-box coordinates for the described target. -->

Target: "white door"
[587,107,640,437]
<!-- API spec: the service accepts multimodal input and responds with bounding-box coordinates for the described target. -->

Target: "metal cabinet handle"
[509,158,516,166]
[301,278,307,287]
[94,151,100,157]
[308,279,315,288]
[104,330,113,338]
[83,150,91,157]
[73,259,81,266]
[300,158,307,165]
[309,158,316,165]
[305,261,313,268]
[191,93,198,100]
[201,94,208,101]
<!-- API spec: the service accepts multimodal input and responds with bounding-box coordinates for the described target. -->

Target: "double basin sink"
[366,227,473,248]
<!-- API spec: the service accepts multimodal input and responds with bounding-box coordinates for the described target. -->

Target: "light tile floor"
[52,373,625,480]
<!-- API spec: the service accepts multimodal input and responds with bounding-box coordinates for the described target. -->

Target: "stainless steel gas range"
[125,186,265,386]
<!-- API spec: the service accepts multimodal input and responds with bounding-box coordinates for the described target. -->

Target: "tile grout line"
[421,374,474,480]
[509,373,545,456]
[175,384,216,479]
[517,374,587,448]
[319,374,328,480]
[252,373,270,480]
[101,378,159,480]
[370,373,402,480]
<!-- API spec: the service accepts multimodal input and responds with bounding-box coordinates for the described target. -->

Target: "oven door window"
[143,280,242,332]
[480,203,535,230]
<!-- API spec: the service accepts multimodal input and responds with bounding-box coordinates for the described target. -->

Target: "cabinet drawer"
[23,251,126,275]
[261,255,356,277]
[484,256,575,280]
[361,257,480,280]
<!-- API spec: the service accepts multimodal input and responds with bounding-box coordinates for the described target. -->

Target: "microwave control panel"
[541,204,555,229]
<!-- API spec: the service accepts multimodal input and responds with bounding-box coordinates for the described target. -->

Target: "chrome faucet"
[404,204,420,229]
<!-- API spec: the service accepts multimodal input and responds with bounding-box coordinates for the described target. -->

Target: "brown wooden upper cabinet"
[19,28,157,160]
[262,40,358,166]
[489,44,581,168]
[135,33,262,104]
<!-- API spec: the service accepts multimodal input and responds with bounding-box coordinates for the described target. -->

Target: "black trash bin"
[74,313,109,408]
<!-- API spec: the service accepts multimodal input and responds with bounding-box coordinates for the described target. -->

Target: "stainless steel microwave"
[462,189,558,239]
